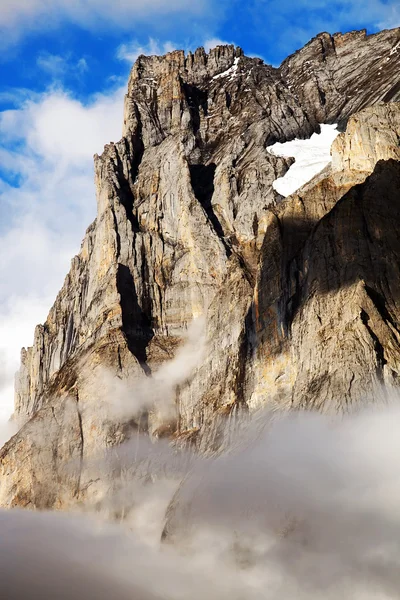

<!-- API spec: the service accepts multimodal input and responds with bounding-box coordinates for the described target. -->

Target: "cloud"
[203,37,233,51]
[37,52,88,78]
[111,1,400,69]
[159,400,400,599]
[117,36,241,66]
[92,317,206,428]
[0,502,250,600]
[0,0,221,48]
[378,3,400,29]
[4,401,400,598]
[0,414,17,448]
[117,38,177,64]
[269,0,400,29]
[0,83,126,420]
[113,1,400,70]
[245,0,400,61]
[0,509,158,600]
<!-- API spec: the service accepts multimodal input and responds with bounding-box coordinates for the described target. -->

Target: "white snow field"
[269,124,339,197]
[212,56,240,80]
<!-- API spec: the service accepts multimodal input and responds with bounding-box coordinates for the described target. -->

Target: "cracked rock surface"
[1,29,400,509]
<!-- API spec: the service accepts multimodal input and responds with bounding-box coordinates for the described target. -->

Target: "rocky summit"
[1,27,400,510]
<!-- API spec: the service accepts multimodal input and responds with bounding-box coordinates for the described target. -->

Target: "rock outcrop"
[246,103,400,412]
[1,28,400,509]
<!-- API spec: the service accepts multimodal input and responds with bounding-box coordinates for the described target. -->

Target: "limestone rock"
[246,103,400,411]
[331,103,400,173]
[2,28,400,509]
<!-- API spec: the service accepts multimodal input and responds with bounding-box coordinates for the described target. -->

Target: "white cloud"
[0,0,216,46]
[0,84,126,420]
[77,57,89,72]
[258,0,400,35]
[117,36,240,65]
[37,53,89,78]
[3,403,400,599]
[37,53,67,76]
[203,37,232,52]
[345,0,400,28]
[117,38,177,64]
[246,0,400,60]
[378,3,400,29]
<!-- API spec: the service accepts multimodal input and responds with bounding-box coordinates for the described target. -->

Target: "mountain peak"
[130,43,245,88]
[2,27,400,512]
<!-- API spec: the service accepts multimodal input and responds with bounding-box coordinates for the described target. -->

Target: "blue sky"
[1,0,400,111]
[0,0,399,420]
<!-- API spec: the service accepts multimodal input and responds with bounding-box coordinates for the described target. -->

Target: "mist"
[0,419,17,448]
[89,316,207,425]
[3,398,400,599]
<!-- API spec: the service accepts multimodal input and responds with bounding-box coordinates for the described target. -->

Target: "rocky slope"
[1,28,400,509]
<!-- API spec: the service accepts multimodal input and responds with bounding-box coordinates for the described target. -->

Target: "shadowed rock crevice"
[116,264,154,375]
[115,134,145,234]
[244,157,400,415]
[365,285,400,339]
[6,32,400,510]
[360,308,387,383]
[74,392,85,499]
[189,163,231,257]
[382,80,400,103]
[246,158,400,381]
[300,159,400,299]
[182,83,208,134]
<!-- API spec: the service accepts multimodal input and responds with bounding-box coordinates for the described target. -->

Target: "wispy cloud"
[117,38,177,64]
[4,402,400,598]
[117,36,241,65]
[0,0,224,48]
[37,53,88,79]
[0,83,126,419]
[377,3,400,29]
[203,37,233,51]
[248,0,400,58]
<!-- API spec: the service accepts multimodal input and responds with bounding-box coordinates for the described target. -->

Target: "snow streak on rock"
[212,56,240,80]
[269,124,339,197]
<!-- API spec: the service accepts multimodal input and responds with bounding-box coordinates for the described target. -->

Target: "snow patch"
[390,40,400,56]
[213,57,240,81]
[269,124,339,197]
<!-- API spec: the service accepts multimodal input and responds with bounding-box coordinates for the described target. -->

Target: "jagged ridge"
[2,27,400,510]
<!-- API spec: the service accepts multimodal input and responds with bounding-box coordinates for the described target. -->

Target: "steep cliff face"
[2,28,400,509]
[246,102,400,412]
[280,29,400,125]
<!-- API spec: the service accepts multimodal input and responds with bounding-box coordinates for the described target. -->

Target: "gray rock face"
[280,29,400,126]
[245,103,400,412]
[2,28,400,509]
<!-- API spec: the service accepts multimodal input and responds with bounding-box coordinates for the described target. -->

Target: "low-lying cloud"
[162,399,400,599]
[4,399,400,599]
[91,316,206,426]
